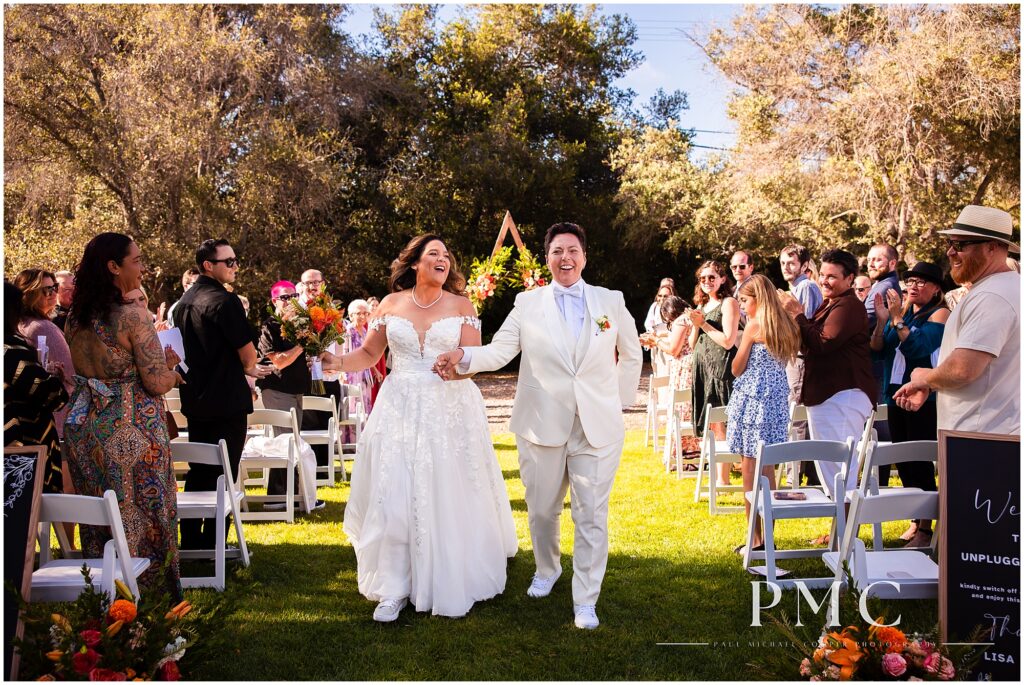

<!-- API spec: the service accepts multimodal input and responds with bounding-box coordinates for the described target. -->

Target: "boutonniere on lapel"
[594,315,611,335]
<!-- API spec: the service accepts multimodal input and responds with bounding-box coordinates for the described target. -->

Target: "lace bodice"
[372,315,480,374]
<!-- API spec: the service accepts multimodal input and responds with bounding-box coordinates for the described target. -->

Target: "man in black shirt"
[173,239,270,549]
[257,280,323,509]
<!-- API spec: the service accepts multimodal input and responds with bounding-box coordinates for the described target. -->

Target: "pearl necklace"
[412,286,443,309]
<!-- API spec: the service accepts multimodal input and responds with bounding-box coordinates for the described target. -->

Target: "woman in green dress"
[64,233,184,599]
[687,260,740,488]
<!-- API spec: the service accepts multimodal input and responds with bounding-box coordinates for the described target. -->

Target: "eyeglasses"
[276,293,298,301]
[904,278,932,288]
[208,257,241,268]
[302,280,324,287]
[730,264,749,270]
[945,239,990,253]
[36,285,59,295]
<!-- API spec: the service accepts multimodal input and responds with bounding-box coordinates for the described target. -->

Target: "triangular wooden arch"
[490,211,525,258]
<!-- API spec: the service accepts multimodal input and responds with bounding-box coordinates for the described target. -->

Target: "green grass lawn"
[181,430,938,680]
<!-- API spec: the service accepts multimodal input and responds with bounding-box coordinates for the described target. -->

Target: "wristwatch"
[894,320,906,331]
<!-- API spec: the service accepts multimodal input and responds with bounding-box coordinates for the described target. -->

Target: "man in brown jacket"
[780,248,877,498]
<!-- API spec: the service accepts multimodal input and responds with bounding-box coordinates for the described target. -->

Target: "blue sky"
[339,3,743,155]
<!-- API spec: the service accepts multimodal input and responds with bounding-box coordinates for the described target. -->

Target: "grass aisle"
[185,430,938,680]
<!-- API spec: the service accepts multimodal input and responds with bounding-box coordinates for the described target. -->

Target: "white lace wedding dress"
[343,314,518,617]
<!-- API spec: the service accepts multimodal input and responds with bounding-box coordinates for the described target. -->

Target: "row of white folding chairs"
[742,437,938,594]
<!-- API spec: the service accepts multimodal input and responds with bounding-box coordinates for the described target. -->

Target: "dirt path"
[473,363,652,434]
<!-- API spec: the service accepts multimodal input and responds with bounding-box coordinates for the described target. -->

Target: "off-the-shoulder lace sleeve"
[369,317,387,331]
[460,315,482,331]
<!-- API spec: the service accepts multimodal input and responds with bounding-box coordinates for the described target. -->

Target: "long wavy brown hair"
[388,234,467,296]
[692,260,734,307]
[738,274,801,363]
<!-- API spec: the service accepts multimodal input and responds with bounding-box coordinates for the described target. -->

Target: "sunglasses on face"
[276,293,298,301]
[730,264,749,270]
[36,285,59,295]
[946,239,990,253]
[209,257,241,268]
[699,275,718,282]
[854,287,868,293]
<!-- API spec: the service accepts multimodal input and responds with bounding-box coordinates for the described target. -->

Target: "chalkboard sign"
[3,445,47,681]
[939,430,1020,681]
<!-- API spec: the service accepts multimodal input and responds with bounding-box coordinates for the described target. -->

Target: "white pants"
[516,415,622,606]
[806,388,872,497]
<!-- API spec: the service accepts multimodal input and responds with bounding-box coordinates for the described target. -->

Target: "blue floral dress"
[726,343,789,458]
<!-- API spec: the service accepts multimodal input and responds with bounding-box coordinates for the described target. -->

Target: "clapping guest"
[63,233,184,598]
[869,262,948,546]
[644,278,676,332]
[639,296,700,467]
[4,281,69,494]
[727,275,800,553]
[687,261,740,488]
[13,269,76,442]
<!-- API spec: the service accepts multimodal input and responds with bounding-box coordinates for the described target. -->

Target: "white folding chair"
[301,395,340,487]
[172,440,251,590]
[847,409,878,492]
[661,387,696,475]
[858,440,938,550]
[692,404,744,513]
[822,490,939,603]
[644,374,672,451]
[238,408,309,523]
[337,384,365,481]
[742,438,854,588]
[779,402,809,489]
[33,491,150,602]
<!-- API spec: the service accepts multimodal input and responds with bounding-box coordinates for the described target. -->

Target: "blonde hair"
[738,274,801,363]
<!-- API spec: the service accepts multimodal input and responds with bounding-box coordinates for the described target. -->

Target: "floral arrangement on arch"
[12,568,196,681]
[466,247,513,311]
[268,287,348,393]
[510,248,550,292]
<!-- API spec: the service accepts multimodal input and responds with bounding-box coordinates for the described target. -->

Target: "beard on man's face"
[949,246,988,285]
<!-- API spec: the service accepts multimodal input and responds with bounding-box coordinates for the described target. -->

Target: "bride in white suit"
[434,222,642,630]
[320,234,517,623]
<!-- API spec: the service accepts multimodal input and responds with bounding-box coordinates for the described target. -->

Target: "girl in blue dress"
[727,274,801,552]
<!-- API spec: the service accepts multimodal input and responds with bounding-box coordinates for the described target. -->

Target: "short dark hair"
[195,239,231,272]
[544,222,587,255]
[820,249,859,278]
[181,267,200,288]
[780,244,811,265]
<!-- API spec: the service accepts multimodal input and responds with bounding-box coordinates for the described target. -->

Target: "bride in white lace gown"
[320,235,517,621]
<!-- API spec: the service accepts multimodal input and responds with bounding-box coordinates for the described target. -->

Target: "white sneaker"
[372,598,408,622]
[574,604,599,630]
[526,568,562,598]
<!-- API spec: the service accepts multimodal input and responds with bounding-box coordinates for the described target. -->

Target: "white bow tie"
[553,282,583,299]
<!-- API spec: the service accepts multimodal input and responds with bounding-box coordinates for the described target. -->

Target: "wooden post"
[491,211,525,259]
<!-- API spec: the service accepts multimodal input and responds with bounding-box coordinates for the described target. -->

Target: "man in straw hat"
[894,205,1020,435]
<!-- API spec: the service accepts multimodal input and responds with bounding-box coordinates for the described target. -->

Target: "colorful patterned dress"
[342,323,376,444]
[64,318,180,599]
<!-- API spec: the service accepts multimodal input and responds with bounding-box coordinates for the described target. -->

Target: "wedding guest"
[781,249,876,505]
[173,238,270,550]
[344,299,379,422]
[164,268,199,328]
[4,281,69,494]
[14,269,76,443]
[853,275,872,302]
[52,270,75,333]
[298,269,325,306]
[63,233,184,597]
[729,251,755,296]
[869,261,947,546]
[687,260,740,488]
[864,244,902,329]
[257,281,323,511]
[639,295,700,468]
[728,274,800,553]
[895,205,1020,436]
[366,296,388,405]
[778,244,823,484]
[367,296,381,313]
[643,278,676,332]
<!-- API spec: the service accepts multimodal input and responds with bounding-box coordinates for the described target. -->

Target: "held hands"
[892,367,931,412]
[433,349,464,381]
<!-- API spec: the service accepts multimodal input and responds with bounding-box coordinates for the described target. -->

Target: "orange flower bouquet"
[269,288,348,393]
[12,566,196,681]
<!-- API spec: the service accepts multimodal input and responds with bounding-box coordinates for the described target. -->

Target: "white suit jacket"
[465,283,642,448]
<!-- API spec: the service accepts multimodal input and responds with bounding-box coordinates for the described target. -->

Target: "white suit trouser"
[516,414,622,606]
[806,388,872,497]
